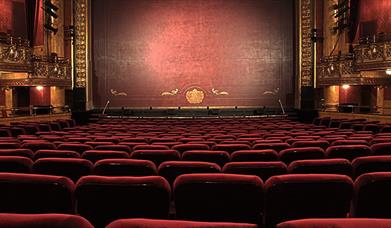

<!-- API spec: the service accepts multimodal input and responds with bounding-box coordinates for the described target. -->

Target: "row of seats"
[3,155,391,182]
[0,172,391,227]
[5,214,391,228]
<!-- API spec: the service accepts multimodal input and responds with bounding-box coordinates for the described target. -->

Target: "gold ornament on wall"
[185,88,204,104]
[161,89,179,96]
[211,88,229,96]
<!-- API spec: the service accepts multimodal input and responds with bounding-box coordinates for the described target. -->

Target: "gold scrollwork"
[161,89,179,96]
[211,88,229,96]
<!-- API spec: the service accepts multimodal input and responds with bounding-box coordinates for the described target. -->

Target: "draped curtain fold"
[25,0,40,46]
[348,0,360,52]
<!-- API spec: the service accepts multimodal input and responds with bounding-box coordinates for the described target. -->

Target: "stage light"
[386,69,391,75]
[36,86,44,91]
[342,84,350,89]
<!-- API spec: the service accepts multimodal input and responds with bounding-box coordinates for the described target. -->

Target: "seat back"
[288,159,352,177]
[33,158,93,182]
[352,156,391,178]
[76,175,170,227]
[0,213,93,228]
[93,159,157,176]
[223,161,287,181]
[0,173,74,213]
[264,174,353,227]
[230,150,279,162]
[174,173,263,224]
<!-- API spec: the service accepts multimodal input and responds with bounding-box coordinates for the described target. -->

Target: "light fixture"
[342,84,350,89]
[36,86,44,91]
[386,69,391,75]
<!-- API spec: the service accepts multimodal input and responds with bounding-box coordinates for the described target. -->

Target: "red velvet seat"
[174,173,263,224]
[288,159,352,177]
[0,173,74,213]
[279,147,326,165]
[107,218,257,228]
[326,145,372,161]
[252,143,291,152]
[76,175,170,227]
[158,161,221,186]
[172,144,210,153]
[331,139,369,146]
[352,156,391,178]
[85,141,114,148]
[371,142,391,155]
[130,149,180,166]
[57,143,93,154]
[0,156,33,173]
[133,144,170,151]
[82,150,130,163]
[0,149,34,158]
[223,161,287,181]
[94,137,120,143]
[34,149,81,160]
[292,140,330,150]
[33,158,93,182]
[264,174,353,228]
[0,213,93,228]
[230,149,279,162]
[182,150,230,167]
[277,218,391,228]
[352,172,391,218]
[212,144,251,154]
[0,142,21,149]
[93,158,157,176]
[94,144,131,153]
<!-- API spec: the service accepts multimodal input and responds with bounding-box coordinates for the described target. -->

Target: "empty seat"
[76,175,171,227]
[371,142,391,155]
[33,158,93,182]
[223,161,287,181]
[0,213,93,228]
[331,139,369,146]
[21,142,56,152]
[292,140,330,150]
[182,150,230,167]
[0,156,33,173]
[288,159,352,176]
[94,145,131,153]
[158,161,221,186]
[0,173,74,213]
[107,218,257,228]
[212,144,251,154]
[326,145,372,161]
[133,144,170,151]
[230,149,279,162]
[252,143,291,152]
[277,218,391,228]
[85,141,114,148]
[93,159,157,176]
[34,149,81,160]
[130,150,180,166]
[57,143,93,154]
[172,144,210,153]
[352,156,391,178]
[352,172,391,218]
[279,147,326,165]
[174,173,263,224]
[264,174,353,227]
[0,149,34,159]
[0,142,21,149]
[82,150,130,163]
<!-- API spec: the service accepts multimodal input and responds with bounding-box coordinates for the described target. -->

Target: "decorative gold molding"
[299,0,313,87]
[185,88,205,104]
[74,0,88,88]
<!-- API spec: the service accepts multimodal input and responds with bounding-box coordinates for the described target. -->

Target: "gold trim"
[300,0,313,87]
[74,0,88,88]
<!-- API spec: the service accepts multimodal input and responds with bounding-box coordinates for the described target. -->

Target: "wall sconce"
[342,84,350,89]
[36,86,44,91]
[386,69,391,75]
